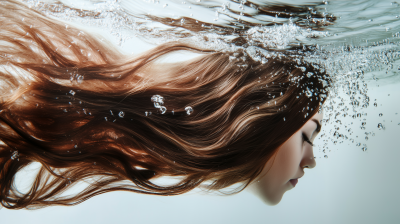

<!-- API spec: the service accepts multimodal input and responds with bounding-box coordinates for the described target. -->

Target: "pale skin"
[247,112,323,205]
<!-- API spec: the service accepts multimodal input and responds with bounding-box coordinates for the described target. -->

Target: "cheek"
[250,140,302,204]
[272,138,302,181]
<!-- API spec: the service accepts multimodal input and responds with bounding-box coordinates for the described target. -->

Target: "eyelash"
[302,133,314,146]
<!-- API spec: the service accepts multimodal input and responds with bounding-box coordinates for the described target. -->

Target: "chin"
[259,193,284,206]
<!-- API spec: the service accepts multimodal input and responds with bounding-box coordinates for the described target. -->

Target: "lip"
[289,179,298,187]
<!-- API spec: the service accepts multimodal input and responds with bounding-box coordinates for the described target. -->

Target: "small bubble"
[374,102,377,107]
[11,151,19,160]
[74,145,78,148]
[118,111,125,118]
[361,147,367,151]
[379,113,383,117]
[185,106,193,115]
[77,75,84,84]
[69,90,76,96]
[377,123,384,129]
[145,111,148,116]
[159,106,167,114]
[324,155,328,158]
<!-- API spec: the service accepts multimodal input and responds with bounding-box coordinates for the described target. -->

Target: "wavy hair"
[0,0,330,209]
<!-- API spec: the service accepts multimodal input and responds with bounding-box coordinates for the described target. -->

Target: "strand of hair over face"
[0,0,331,209]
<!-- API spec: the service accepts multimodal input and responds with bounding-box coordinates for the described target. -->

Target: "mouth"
[289,179,298,187]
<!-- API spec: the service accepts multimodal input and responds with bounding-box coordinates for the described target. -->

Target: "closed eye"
[302,133,314,146]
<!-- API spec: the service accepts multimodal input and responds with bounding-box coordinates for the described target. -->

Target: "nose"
[301,147,316,169]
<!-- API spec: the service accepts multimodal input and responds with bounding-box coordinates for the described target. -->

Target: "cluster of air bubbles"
[21,0,400,158]
[11,151,19,161]
[69,71,83,84]
[21,0,330,54]
[151,95,167,114]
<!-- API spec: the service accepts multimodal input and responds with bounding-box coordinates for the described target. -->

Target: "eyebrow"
[311,119,321,134]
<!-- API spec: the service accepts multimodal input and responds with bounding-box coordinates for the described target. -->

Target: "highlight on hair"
[0,0,331,209]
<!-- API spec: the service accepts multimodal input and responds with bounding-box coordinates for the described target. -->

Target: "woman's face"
[247,112,323,205]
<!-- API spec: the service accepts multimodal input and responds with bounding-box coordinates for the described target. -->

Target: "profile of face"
[247,112,323,205]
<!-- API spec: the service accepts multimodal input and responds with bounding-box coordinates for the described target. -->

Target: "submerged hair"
[0,0,330,209]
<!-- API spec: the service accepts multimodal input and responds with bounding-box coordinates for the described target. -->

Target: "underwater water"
[2,0,400,223]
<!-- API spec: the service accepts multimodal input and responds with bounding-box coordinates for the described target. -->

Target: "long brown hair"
[0,0,330,209]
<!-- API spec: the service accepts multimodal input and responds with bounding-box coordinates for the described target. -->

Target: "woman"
[0,0,330,209]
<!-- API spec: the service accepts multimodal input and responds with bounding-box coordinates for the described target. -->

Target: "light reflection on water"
[4,0,400,223]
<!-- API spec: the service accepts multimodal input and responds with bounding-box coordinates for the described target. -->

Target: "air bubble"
[151,95,167,114]
[377,123,384,129]
[160,106,167,114]
[69,90,76,96]
[11,151,19,160]
[118,111,125,118]
[324,155,328,158]
[361,147,367,151]
[305,90,312,97]
[76,75,84,84]
[185,106,193,115]
[379,113,383,117]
